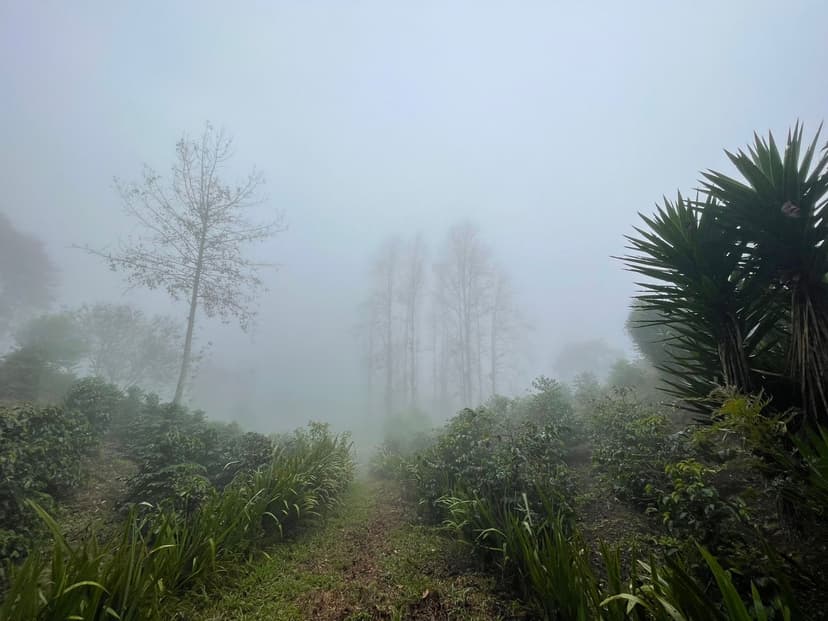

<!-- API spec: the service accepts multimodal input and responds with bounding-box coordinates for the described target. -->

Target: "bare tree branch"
[80,122,284,404]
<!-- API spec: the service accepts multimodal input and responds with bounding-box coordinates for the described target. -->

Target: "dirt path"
[57,435,138,542]
[170,478,524,621]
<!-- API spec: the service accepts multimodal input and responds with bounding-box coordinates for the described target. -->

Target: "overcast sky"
[2,1,827,431]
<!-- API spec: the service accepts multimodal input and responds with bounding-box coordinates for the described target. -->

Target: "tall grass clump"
[439,489,792,620]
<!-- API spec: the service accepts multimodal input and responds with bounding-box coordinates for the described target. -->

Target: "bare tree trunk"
[366,313,375,418]
[490,301,498,396]
[385,262,394,416]
[409,310,417,408]
[431,311,439,414]
[462,274,472,405]
[476,311,484,403]
[173,233,206,405]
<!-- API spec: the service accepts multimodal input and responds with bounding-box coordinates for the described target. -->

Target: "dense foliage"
[0,377,126,571]
[0,423,353,621]
[367,125,828,619]
[623,125,828,424]
[0,403,94,565]
[3,123,828,620]
[377,375,815,619]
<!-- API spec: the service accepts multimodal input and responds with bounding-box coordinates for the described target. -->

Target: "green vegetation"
[170,479,520,620]
[0,402,96,565]
[3,123,828,620]
[0,421,353,620]
[371,125,828,619]
[623,124,828,422]
[377,379,808,619]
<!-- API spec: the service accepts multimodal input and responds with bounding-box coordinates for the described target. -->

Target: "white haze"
[2,1,827,436]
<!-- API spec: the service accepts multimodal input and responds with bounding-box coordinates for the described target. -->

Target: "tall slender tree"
[434,221,493,406]
[84,123,284,404]
[364,236,402,416]
[488,267,524,396]
[399,234,426,408]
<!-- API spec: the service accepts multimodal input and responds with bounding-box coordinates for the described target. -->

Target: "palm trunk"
[717,313,752,394]
[790,284,828,424]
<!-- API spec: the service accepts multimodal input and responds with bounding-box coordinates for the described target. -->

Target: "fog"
[2,1,827,438]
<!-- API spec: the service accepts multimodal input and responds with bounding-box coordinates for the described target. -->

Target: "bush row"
[0,422,354,621]
[0,378,121,565]
[377,377,823,619]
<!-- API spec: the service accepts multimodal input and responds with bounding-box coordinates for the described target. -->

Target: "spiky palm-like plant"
[702,123,828,423]
[622,193,772,406]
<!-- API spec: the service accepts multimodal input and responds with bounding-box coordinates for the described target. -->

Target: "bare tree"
[433,221,492,406]
[358,236,404,416]
[353,296,379,418]
[359,223,526,416]
[488,268,524,395]
[429,273,455,415]
[84,123,284,404]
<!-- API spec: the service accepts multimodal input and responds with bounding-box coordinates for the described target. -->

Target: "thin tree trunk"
[409,315,417,408]
[366,316,374,418]
[476,311,483,403]
[173,234,206,405]
[490,304,498,396]
[385,268,394,416]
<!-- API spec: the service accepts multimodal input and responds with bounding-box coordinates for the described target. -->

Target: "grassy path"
[170,478,524,621]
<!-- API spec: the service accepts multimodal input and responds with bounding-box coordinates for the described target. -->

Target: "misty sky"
[2,2,827,431]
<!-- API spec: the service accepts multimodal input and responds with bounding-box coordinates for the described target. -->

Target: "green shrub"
[0,402,97,566]
[589,389,686,503]
[649,459,744,547]
[117,395,277,507]
[63,377,124,428]
[411,404,572,520]
[126,463,213,514]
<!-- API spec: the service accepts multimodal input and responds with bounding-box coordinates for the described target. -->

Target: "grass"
[169,478,524,620]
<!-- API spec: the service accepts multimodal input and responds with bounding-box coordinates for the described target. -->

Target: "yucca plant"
[622,125,828,420]
[702,123,828,424]
[622,193,775,409]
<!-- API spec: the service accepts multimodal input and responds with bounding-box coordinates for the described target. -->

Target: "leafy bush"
[63,376,124,428]
[115,395,277,508]
[410,402,573,524]
[588,389,685,503]
[0,403,96,564]
[520,376,576,429]
[649,459,744,547]
[126,463,213,514]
